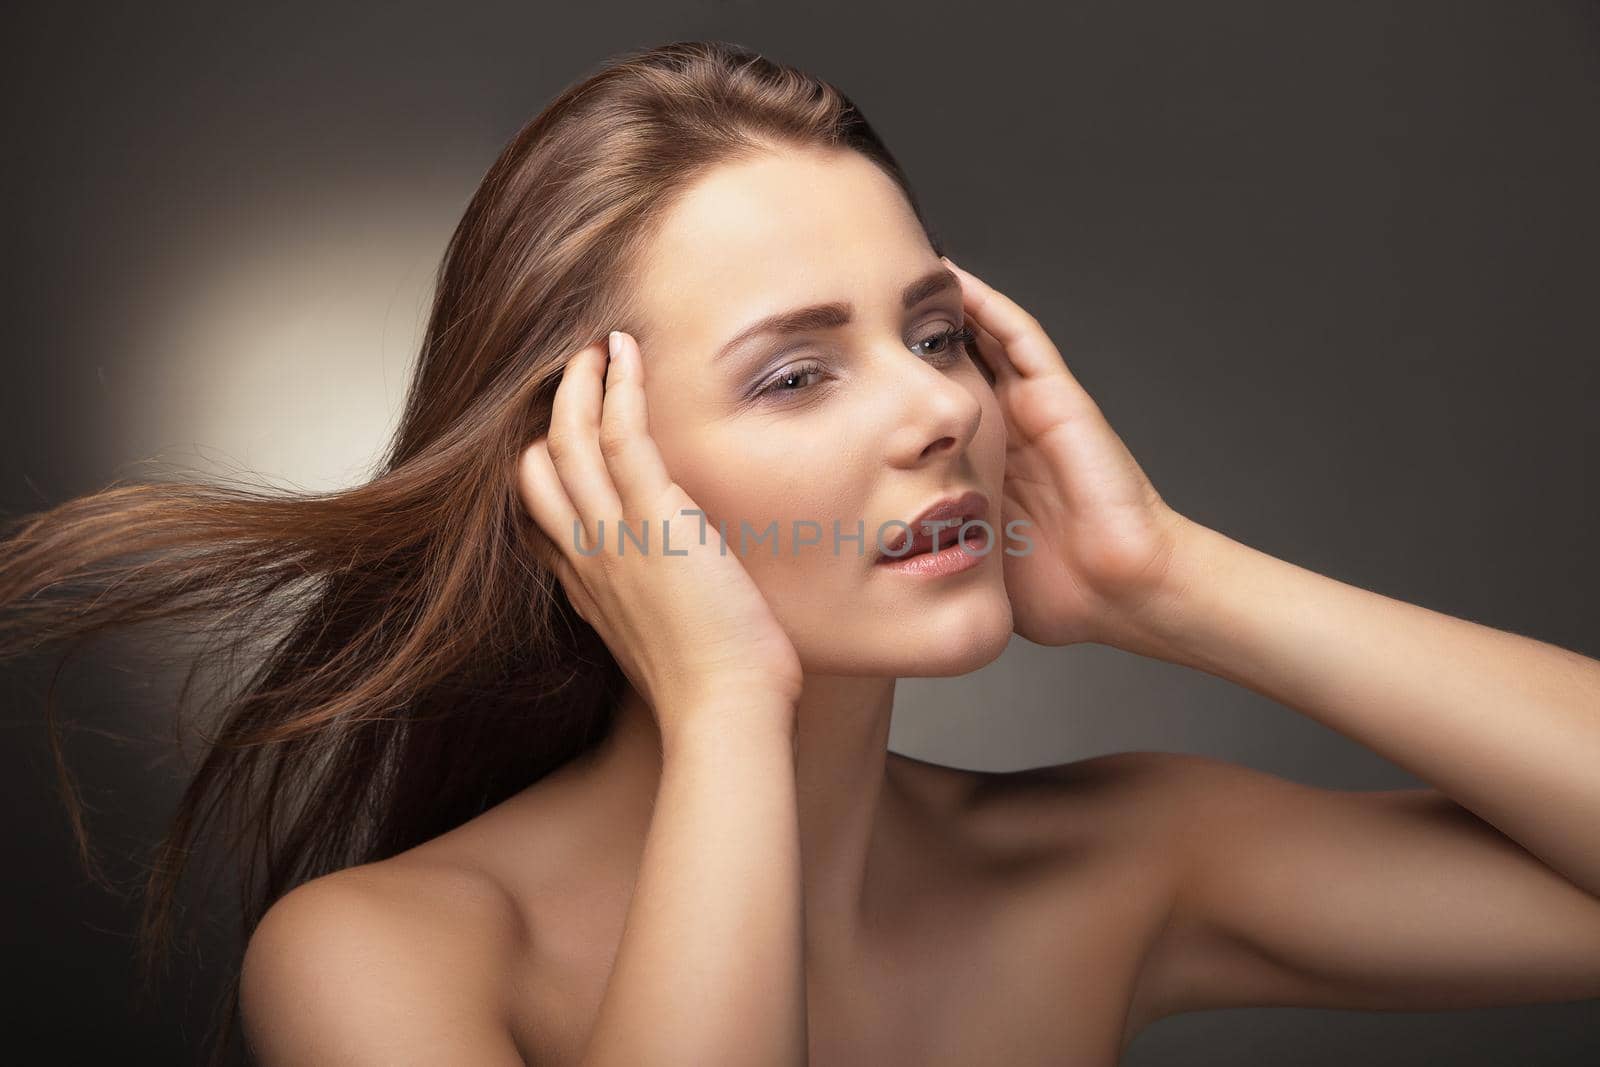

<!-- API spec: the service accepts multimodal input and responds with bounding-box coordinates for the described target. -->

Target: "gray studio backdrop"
[4,2,1596,1063]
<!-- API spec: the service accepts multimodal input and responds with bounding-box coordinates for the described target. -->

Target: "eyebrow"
[712,266,961,364]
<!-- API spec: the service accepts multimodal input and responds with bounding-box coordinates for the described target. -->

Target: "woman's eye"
[754,323,978,401]
[914,323,978,361]
[757,360,827,398]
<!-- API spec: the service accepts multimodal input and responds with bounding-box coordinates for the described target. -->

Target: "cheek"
[673,435,865,609]
[666,436,845,553]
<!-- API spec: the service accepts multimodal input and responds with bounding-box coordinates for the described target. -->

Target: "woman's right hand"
[517,330,804,735]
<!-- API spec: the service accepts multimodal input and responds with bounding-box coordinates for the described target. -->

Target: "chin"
[915,599,1014,676]
[819,592,1013,678]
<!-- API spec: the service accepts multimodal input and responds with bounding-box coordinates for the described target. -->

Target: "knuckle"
[597,426,629,462]
[517,442,540,476]
[514,476,539,518]
[589,544,620,576]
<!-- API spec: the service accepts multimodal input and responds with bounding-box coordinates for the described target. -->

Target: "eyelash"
[755,323,978,400]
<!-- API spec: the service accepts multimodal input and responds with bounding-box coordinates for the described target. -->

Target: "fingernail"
[608,330,622,361]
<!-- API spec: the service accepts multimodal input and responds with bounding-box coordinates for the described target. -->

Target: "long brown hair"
[0,39,947,1064]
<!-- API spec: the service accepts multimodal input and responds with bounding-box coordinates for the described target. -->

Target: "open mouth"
[875,488,991,562]
[885,522,987,560]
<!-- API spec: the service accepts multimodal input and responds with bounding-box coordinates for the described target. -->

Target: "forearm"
[1118,517,1600,899]
[579,699,807,1066]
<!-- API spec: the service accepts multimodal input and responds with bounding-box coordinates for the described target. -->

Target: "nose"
[880,346,985,469]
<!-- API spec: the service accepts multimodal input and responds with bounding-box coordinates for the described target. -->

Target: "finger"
[599,330,675,512]
[517,439,599,620]
[550,551,597,624]
[965,316,1019,387]
[546,341,624,548]
[518,437,585,561]
[941,256,1077,383]
[530,524,590,615]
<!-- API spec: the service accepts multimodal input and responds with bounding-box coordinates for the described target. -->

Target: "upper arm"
[1130,752,1600,1023]
[241,868,529,1066]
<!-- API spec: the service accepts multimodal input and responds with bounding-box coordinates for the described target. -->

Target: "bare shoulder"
[241,855,529,1065]
[884,749,1230,927]
[973,750,1345,1037]
[887,750,1245,1055]
[951,749,1222,852]
[884,748,1214,845]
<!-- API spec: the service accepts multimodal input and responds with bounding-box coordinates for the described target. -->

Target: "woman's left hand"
[943,256,1193,648]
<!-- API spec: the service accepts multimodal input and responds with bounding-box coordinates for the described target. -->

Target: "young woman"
[3,39,1597,1066]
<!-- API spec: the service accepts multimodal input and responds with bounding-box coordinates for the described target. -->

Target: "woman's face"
[626,145,1013,677]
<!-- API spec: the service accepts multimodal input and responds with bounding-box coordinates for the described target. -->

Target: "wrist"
[1102,512,1224,661]
[658,692,798,759]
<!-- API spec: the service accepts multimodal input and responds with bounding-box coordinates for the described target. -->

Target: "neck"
[590,673,901,951]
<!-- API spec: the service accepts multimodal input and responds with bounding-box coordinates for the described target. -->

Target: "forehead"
[631,147,931,355]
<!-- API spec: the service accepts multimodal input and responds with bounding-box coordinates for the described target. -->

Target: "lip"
[875,489,991,562]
